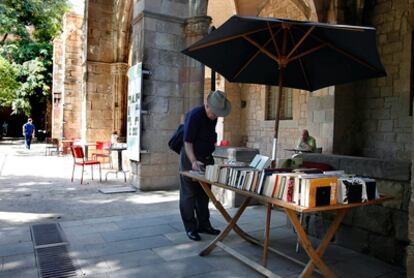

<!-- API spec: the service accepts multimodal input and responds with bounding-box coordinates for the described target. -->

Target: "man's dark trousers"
[25,135,32,149]
[179,150,211,232]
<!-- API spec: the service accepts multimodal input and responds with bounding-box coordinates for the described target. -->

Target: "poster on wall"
[126,63,142,162]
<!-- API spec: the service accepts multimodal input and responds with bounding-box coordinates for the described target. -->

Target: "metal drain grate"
[31,223,80,278]
[36,245,78,278]
[31,223,67,248]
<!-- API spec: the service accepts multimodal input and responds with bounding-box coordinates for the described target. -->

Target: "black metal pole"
[208,26,216,91]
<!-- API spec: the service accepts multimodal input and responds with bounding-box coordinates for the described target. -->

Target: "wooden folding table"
[181,171,391,278]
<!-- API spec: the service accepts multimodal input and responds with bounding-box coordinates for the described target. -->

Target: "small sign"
[126,63,143,161]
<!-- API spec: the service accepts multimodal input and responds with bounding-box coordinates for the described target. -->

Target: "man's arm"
[297,140,312,151]
[22,125,25,136]
[184,142,204,171]
[308,137,316,151]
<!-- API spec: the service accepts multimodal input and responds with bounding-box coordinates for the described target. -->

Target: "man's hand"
[184,142,205,171]
[191,160,204,171]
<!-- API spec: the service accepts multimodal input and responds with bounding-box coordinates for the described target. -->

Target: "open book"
[248,154,272,171]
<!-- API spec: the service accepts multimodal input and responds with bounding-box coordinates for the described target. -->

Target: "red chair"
[71,146,102,184]
[92,141,113,168]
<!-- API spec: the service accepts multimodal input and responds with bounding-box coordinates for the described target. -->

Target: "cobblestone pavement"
[0,140,406,277]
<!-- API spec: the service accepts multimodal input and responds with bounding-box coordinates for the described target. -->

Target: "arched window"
[265,86,293,120]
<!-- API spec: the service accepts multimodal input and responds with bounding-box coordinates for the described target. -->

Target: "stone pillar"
[52,37,64,140]
[129,0,209,190]
[110,63,129,138]
[408,2,414,275]
[60,9,87,142]
[182,16,212,112]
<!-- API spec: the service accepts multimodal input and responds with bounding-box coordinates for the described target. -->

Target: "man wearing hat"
[179,90,231,241]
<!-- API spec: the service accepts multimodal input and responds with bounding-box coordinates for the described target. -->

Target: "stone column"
[182,16,211,113]
[407,2,414,276]
[110,63,129,138]
[61,10,86,142]
[129,0,209,190]
[52,37,64,140]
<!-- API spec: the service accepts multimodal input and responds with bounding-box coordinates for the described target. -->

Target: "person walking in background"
[2,121,8,136]
[297,129,316,152]
[22,118,35,149]
[179,90,232,241]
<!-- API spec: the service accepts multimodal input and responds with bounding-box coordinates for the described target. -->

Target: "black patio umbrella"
[182,15,386,160]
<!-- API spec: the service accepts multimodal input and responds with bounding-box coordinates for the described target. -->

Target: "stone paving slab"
[0,241,33,257]
[107,256,218,278]
[0,267,38,278]
[66,232,106,247]
[101,249,163,271]
[84,236,174,258]
[100,224,178,242]
[1,253,35,273]
[194,250,264,278]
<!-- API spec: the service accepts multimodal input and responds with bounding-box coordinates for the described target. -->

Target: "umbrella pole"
[272,25,288,168]
[271,67,285,167]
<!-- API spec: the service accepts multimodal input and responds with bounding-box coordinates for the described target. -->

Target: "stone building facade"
[52,0,414,273]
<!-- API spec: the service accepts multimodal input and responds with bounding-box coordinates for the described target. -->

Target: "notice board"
[126,63,142,161]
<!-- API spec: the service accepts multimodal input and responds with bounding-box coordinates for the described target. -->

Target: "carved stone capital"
[184,16,212,37]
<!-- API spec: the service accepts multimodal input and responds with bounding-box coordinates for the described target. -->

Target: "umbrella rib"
[325,41,379,72]
[289,44,327,62]
[267,22,281,57]
[233,37,274,80]
[293,25,382,72]
[286,26,315,59]
[287,28,312,91]
[187,23,280,52]
[242,35,280,64]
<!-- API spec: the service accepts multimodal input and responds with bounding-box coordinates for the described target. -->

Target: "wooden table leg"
[199,182,260,245]
[262,203,272,266]
[199,196,251,256]
[284,209,338,278]
[301,209,347,278]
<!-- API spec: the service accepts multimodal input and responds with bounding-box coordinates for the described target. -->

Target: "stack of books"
[204,158,379,208]
[337,177,378,204]
[205,154,271,194]
[259,172,337,208]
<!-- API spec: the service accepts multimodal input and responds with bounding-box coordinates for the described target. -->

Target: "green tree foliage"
[0,56,19,107]
[0,0,68,115]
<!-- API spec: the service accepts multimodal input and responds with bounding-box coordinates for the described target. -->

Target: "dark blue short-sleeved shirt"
[23,123,35,136]
[183,105,217,160]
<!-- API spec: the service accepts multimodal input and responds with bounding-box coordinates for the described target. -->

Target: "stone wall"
[301,153,410,265]
[222,82,243,146]
[351,0,411,160]
[87,0,114,63]
[86,62,113,141]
